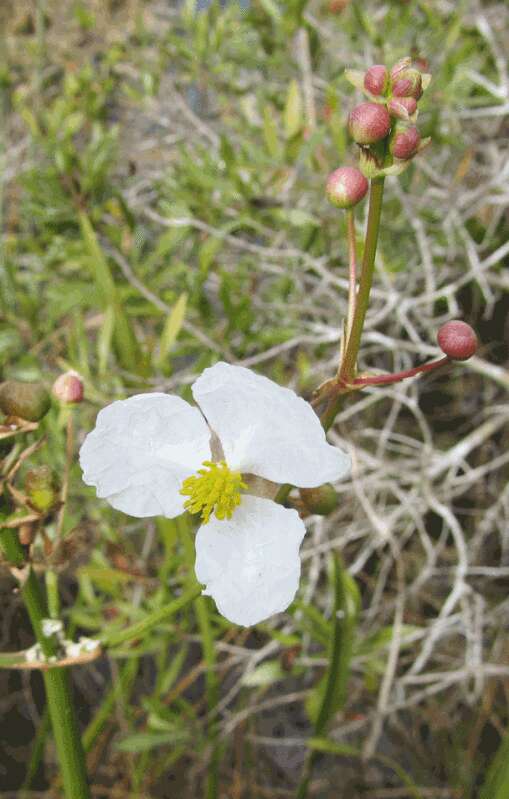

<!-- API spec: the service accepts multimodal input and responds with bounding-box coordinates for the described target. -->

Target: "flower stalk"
[339,175,385,382]
[345,208,358,342]
[352,355,450,386]
[0,528,91,799]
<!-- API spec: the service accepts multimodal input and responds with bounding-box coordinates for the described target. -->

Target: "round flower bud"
[388,97,417,119]
[25,466,59,513]
[348,102,391,145]
[390,57,412,80]
[300,484,339,516]
[363,65,389,96]
[390,126,421,160]
[328,0,350,10]
[392,69,422,99]
[437,321,478,361]
[326,167,368,209]
[52,370,84,404]
[0,380,51,422]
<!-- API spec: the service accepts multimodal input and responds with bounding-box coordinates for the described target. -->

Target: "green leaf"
[116,730,188,753]
[308,738,423,799]
[79,211,115,299]
[97,305,115,374]
[77,566,137,592]
[306,556,360,730]
[198,236,223,274]
[257,0,282,22]
[293,599,331,647]
[157,293,188,367]
[480,729,509,799]
[343,69,366,91]
[241,659,286,687]
[355,625,422,658]
[263,105,281,158]
[112,301,144,374]
[284,80,303,139]
[79,213,143,373]
[275,208,320,227]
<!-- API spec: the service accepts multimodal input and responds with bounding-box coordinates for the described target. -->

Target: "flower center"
[180,460,248,524]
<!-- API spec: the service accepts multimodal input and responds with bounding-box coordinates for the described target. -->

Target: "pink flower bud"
[390,126,421,159]
[328,0,350,10]
[326,166,368,209]
[348,102,391,145]
[391,69,422,99]
[388,97,417,119]
[52,371,84,404]
[437,321,478,361]
[363,65,389,96]
[390,57,412,80]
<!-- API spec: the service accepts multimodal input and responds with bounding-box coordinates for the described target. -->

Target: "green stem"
[100,581,202,649]
[339,177,385,382]
[345,208,358,344]
[278,185,384,499]
[45,569,60,618]
[295,556,356,799]
[320,177,386,432]
[179,515,220,799]
[0,529,91,799]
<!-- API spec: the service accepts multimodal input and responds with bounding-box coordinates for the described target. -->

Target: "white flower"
[80,362,350,626]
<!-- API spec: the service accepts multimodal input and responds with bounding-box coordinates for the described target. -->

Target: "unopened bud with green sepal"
[390,125,421,160]
[388,97,417,120]
[391,68,423,100]
[390,57,412,80]
[300,484,339,516]
[363,65,389,96]
[0,380,51,422]
[25,466,59,513]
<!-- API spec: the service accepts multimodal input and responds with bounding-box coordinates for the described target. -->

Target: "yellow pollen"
[180,460,248,524]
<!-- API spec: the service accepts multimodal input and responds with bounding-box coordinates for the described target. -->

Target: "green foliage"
[305,556,360,730]
[480,730,509,799]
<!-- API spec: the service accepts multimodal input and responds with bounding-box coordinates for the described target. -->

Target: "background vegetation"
[0,0,508,797]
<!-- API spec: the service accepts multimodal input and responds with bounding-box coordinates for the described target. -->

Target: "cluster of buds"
[344,56,431,179]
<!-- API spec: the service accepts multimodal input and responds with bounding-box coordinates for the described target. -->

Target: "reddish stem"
[352,356,449,386]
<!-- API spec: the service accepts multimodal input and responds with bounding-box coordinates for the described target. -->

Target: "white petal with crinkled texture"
[79,393,211,518]
[194,495,306,626]
[192,362,350,487]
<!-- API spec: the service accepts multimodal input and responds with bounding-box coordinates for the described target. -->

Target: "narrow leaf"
[97,305,115,374]
[79,212,115,300]
[157,293,188,368]
[284,80,303,139]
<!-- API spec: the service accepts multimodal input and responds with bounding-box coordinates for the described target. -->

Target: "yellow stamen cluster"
[180,460,247,524]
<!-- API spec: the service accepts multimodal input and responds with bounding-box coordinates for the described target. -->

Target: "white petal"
[79,393,211,518]
[192,362,350,487]
[194,496,306,626]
